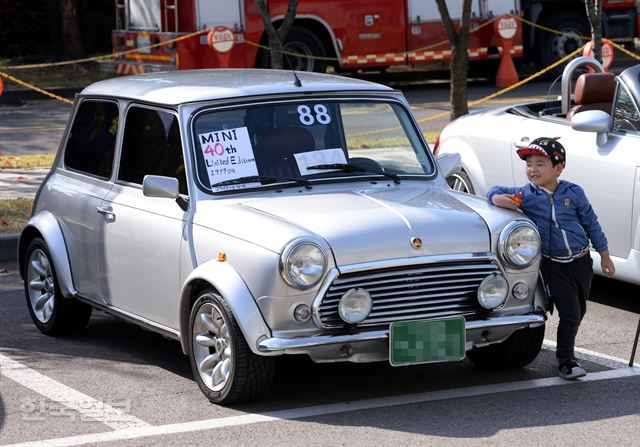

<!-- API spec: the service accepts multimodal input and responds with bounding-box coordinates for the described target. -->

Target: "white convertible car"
[435,56,640,285]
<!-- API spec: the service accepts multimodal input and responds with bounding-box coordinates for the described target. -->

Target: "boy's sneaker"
[558,358,587,380]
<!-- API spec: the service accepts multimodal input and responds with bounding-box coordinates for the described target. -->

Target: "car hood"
[196,184,491,266]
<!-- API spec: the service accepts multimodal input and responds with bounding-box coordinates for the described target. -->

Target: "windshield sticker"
[199,126,259,191]
[297,104,331,126]
[294,148,347,176]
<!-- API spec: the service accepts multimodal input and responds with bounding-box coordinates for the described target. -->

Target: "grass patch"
[0,153,55,169]
[346,131,440,149]
[0,63,113,89]
[0,198,33,234]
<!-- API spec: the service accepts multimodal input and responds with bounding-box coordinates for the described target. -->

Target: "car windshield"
[192,100,434,193]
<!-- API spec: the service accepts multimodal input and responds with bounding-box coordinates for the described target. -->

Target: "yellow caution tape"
[609,40,640,60]
[351,43,587,138]
[0,71,74,104]
[510,13,634,44]
[0,28,209,70]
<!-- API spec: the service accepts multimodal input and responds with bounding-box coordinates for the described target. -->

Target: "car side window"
[118,106,187,194]
[64,100,119,179]
[612,84,640,135]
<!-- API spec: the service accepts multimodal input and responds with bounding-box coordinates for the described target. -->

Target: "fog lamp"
[293,304,311,323]
[512,282,529,300]
[338,288,372,324]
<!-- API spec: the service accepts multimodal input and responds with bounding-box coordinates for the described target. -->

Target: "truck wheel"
[534,12,590,78]
[188,291,276,404]
[467,325,545,370]
[24,238,92,335]
[447,170,475,194]
[258,27,327,72]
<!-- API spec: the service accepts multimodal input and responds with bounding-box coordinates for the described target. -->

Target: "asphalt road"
[1,262,639,446]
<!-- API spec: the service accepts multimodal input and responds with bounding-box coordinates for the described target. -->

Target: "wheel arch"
[18,210,78,299]
[179,259,273,356]
[258,15,339,67]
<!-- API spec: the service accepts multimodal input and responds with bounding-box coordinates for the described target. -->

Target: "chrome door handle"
[96,206,116,222]
[514,136,530,148]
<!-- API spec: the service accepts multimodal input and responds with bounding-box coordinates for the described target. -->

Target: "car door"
[511,85,640,259]
[97,105,188,328]
[54,99,119,301]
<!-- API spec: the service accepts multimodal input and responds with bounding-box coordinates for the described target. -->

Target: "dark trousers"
[540,254,593,363]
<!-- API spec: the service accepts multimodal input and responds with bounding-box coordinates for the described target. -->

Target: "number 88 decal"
[297,104,331,126]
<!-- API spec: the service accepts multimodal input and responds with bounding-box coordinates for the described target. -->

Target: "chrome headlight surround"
[498,221,541,269]
[280,239,327,290]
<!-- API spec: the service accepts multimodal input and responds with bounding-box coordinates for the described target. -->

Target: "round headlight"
[499,221,541,268]
[478,274,509,309]
[281,241,326,289]
[338,288,372,324]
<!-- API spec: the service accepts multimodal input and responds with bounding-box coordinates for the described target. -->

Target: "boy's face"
[525,154,563,190]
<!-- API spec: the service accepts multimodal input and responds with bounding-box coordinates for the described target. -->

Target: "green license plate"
[389,317,466,366]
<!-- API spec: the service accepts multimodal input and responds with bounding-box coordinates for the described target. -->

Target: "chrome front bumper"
[257,314,546,362]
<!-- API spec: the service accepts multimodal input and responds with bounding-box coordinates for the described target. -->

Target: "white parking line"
[4,366,639,447]
[543,339,640,369]
[0,353,150,431]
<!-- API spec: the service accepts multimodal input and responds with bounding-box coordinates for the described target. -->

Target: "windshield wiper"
[306,163,401,184]
[211,175,312,189]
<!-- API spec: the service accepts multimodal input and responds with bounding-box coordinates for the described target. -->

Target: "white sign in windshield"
[294,148,347,176]
[199,126,258,190]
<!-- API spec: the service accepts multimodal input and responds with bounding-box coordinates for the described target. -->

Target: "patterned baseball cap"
[516,137,566,167]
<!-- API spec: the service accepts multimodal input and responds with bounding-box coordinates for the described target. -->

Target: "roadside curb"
[0,87,80,105]
[0,233,18,262]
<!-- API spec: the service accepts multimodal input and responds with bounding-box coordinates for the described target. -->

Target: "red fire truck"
[107,0,640,74]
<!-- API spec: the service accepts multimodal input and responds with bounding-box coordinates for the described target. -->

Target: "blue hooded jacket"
[487,180,608,261]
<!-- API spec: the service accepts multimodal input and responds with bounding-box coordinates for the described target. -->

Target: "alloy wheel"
[192,302,234,392]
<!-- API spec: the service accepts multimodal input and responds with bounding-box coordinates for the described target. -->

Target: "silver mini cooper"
[19,69,546,404]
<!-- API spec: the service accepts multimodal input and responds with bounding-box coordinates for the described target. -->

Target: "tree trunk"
[435,0,473,120]
[49,0,64,58]
[256,0,298,69]
[585,0,603,62]
[60,0,84,57]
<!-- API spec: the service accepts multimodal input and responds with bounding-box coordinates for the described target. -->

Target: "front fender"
[179,259,273,356]
[18,210,78,299]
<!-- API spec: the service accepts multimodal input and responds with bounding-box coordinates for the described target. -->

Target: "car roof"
[80,69,395,105]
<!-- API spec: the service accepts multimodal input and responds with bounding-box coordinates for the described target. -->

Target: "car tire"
[188,291,276,404]
[534,12,590,78]
[258,27,327,73]
[466,325,545,370]
[447,170,475,194]
[23,238,92,335]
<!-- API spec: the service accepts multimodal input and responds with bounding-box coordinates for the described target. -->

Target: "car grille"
[317,259,499,327]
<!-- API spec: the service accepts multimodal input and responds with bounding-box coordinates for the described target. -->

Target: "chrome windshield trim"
[188,96,437,195]
[257,314,545,352]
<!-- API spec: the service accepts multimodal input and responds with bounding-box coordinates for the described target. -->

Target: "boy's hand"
[491,193,521,210]
[600,251,616,277]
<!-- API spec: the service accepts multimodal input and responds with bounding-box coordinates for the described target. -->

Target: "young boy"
[487,137,615,380]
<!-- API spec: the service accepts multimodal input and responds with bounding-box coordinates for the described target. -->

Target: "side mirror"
[436,153,462,179]
[571,110,612,145]
[143,175,179,199]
